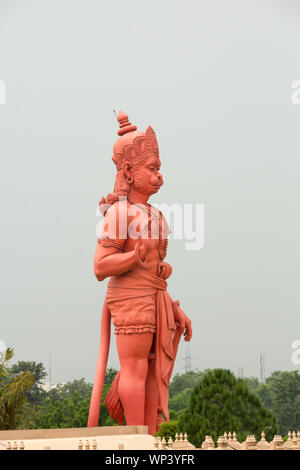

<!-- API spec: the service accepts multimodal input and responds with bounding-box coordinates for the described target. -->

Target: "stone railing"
[3,430,300,450]
[158,430,300,450]
[154,432,196,450]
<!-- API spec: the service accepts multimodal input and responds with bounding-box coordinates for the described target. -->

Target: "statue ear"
[123,162,133,184]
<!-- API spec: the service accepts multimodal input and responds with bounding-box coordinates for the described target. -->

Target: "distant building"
[39,382,66,392]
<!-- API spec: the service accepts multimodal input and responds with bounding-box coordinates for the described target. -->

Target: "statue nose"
[157,174,163,185]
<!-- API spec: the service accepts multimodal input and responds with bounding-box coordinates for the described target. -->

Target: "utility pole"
[49,348,52,391]
[260,352,265,383]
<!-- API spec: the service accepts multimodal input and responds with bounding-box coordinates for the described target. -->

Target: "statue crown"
[112,111,159,170]
[116,110,137,136]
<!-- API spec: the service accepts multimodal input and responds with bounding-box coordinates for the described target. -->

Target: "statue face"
[132,155,163,196]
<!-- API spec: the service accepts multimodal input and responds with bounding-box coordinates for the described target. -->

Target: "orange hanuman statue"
[87,111,192,434]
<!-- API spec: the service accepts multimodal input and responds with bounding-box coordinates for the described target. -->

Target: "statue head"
[100,111,163,213]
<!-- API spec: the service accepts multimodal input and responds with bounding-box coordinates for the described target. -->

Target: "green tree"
[169,387,193,420]
[155,421,178,441]
[10,361,47,404]
[15,402,41,429]
[45,372,117,405]
[104,368,118,385]
[46,379,92,404]
[179,369,277,448]
[256,383,273,409]
[35,392,91,429]
[15,371,120,429]
[34,383,117,429]
[169,370,204,398]
[0,349,35,429]
[264,370,300,435]
[242,377,260,393]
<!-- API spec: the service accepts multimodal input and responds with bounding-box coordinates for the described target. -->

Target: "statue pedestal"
[0,425,155,450]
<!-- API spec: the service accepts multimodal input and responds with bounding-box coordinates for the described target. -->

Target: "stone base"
[0,425,155,450]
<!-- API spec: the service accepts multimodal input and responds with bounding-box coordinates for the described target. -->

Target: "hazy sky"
[0,0,299,384]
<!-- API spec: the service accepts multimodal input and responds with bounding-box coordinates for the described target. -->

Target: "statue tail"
[87,301,111,427]
[105,371,125,425]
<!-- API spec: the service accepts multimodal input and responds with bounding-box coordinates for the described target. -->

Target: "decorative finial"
[117,110,137,136]
[92,439,97,450]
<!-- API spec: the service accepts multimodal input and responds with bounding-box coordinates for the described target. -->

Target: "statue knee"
[121,357,149,384]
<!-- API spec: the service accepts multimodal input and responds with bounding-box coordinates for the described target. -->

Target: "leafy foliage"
[5,349,300,440]
[178,369,278,448]
[155,421,178,441]
[0,348,14,382]
[169,387,193,420]
[10,361,47,404]
[0,349,35,429]
[241,376,260,393]
[104,368,118,385]
[15,368,119,429]
[261,370,300,435]
[169,370,204,398]
[46,379,93,404]
[34,393,91,429]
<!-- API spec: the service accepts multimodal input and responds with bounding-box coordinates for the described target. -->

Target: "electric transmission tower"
[184,343,192,372]
[180,343,193,372]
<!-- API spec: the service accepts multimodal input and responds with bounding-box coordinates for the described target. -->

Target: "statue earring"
[127,176,133,184]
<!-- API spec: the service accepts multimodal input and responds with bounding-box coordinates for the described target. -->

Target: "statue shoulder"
[105,199,130,219]
[101,200,130,241]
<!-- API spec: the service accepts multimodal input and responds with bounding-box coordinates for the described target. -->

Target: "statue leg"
[116,332,153,425]
[144,355,159,435]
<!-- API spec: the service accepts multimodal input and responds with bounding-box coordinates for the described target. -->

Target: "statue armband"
[98,238,125,250]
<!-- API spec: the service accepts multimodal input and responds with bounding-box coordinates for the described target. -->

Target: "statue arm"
[170,298,193,342]
[94,243,137,281]
[95,201,138,280]
[94,200,156,281]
